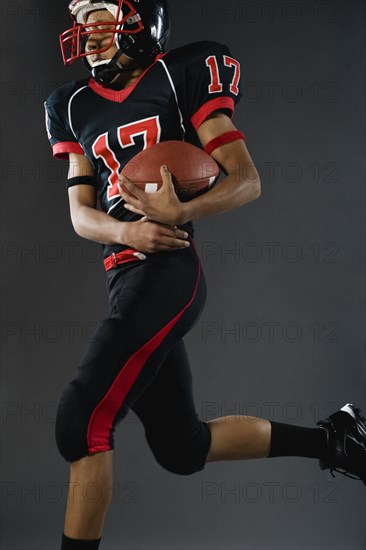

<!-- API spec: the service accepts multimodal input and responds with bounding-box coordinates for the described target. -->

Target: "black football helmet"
[60,0,170,83]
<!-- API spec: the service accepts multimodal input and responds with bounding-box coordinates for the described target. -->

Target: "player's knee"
[149,441,207,476]
[55,380,93,462]
[146,422,211,476]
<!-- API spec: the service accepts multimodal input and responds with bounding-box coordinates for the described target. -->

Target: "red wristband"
[204,131,246,155]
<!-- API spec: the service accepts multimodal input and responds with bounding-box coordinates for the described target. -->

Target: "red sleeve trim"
[190,97,235,131]
[52,141,84,160]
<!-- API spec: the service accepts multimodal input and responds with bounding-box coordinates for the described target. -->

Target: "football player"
[44,1,366,548]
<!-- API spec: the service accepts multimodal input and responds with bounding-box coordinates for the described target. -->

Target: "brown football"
[120,140,220,202]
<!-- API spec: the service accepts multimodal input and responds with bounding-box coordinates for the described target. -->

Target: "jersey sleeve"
[44,84,85,160]
[170,41,243,132]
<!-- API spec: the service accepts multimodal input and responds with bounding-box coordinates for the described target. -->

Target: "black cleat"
[317,403,366,486]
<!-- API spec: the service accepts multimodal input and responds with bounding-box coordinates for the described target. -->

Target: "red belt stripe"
[104,248,147,272]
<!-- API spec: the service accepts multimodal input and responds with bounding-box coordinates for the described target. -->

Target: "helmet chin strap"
[91,49,138,84]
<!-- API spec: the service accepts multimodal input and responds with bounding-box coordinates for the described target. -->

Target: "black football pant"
[55,237,212,475]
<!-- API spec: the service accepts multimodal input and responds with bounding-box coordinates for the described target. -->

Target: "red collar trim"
[88,52,169,103]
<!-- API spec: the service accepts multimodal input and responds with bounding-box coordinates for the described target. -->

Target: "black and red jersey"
[45,41,242,255]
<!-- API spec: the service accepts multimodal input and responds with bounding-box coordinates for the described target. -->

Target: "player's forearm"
[179,173,261,224]
[72,205,128,245]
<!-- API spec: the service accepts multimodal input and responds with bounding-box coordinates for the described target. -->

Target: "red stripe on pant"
[86,252,201,454]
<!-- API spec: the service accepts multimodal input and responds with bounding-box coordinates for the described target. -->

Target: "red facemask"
[59,0,144,66]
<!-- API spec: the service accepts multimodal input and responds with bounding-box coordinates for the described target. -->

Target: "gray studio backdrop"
[1,1,365,549]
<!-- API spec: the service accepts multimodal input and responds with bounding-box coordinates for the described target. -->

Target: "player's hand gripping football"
[118,165,185,226]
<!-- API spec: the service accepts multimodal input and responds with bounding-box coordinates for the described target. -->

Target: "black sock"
[268,421,328,459]
[61,533,102,550]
